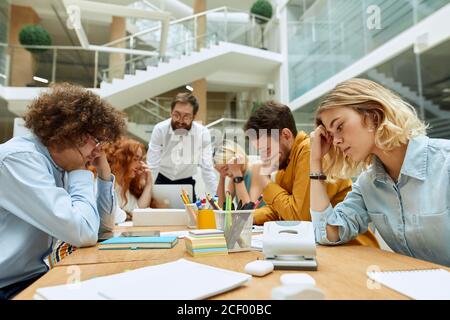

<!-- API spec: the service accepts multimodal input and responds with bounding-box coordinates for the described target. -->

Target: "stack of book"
[185,229,228,257]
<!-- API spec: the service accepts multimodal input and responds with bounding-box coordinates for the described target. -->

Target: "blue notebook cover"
[99,236,178,250]
[100,236,177,245]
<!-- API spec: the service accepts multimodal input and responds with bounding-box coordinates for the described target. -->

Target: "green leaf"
[250,0,273,24]
[18,25,52,54]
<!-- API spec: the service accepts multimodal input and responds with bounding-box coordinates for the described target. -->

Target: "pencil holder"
[213,210,254,252]
[184,203,198,229]
[197,209,217,229]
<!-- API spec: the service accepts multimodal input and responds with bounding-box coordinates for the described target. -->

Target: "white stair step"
[124,74,135,80]
[100,81,114,90]
[135,69,149,76]
[112,78,125,86]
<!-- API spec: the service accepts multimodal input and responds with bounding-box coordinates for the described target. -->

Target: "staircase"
[366,69,450,139]
[427,117,450,139]
[2,4,281,113]
[126,121,154,142]
[367,69,449,118]
[98,41,282,111]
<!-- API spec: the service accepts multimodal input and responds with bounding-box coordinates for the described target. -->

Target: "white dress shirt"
[112,185,140,224]
[147,119,218,194]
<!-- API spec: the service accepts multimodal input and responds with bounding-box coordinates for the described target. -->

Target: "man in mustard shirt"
[244,102,378,247]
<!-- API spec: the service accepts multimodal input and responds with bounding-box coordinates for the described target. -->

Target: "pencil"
[181,189,190,204]
[206,193,219,210]
[225,192,232,228]
[180,194,188,205]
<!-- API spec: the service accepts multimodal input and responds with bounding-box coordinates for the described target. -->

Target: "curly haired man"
[0,83,125,299]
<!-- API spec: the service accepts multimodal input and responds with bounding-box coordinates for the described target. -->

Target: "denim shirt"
[311,135,450,267]
[0,134,116,288]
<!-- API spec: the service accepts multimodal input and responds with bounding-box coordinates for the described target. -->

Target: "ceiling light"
[33,76,49,84]
[185,85,193,92]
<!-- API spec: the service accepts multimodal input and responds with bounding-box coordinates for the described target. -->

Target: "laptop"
[152,184,194,209]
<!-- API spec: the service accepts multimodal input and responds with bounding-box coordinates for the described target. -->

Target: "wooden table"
[15,225,450,300]
[54,225,188,266]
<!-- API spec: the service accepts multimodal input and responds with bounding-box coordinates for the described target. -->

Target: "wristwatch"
[309,172,327,180]
[233,176,244,184]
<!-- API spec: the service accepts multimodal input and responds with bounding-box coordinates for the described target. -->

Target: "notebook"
[98,236,178,250]
[34,259,251,300]
[367,268,450,300]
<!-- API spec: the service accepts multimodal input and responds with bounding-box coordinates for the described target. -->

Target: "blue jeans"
[0,273,45,300]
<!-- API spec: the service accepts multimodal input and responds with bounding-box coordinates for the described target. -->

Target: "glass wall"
[287,0,450,101]
[291,39,450,140]
[0,1,9,86]
[363,40,450,139]
[0,1,13,144]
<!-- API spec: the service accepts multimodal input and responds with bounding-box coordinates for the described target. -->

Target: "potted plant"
[250,0,273,50]
[18,25,52,86]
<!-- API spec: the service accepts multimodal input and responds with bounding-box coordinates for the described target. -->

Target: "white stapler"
[262,221,318,270]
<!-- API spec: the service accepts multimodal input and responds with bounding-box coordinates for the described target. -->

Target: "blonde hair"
[316,78,427,179]
[213,140,248,167]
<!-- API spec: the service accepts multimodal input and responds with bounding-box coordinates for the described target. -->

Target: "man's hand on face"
[51,148,87,172]
[89,149,111,181]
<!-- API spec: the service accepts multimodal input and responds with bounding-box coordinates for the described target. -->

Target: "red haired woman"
[106,138,153,222]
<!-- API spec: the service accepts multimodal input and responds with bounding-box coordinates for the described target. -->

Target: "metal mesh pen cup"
[213,210,254,252]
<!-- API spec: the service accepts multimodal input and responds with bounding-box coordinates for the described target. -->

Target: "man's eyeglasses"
[172,112,193,122]
[92,136,107,149]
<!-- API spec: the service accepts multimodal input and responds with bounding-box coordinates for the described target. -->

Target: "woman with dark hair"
[105,138,153,221]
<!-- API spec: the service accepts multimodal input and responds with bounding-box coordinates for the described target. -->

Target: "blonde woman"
[214,140,265,208]
[310,78,450,267]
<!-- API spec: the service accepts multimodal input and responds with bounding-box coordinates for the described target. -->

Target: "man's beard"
[171,120,192,131]
[278,155,289,170]
[277,145,290,170]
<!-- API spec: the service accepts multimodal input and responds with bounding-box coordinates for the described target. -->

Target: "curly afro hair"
[24,83,126,149]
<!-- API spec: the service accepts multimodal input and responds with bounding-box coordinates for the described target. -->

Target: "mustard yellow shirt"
[255,132,378,248]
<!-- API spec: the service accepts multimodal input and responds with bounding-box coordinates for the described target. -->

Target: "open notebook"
[367,268,450,300]
[34,259,251,300]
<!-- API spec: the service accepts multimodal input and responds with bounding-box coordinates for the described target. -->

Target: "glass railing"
[0,43,6,86]
[2,7,279,88]
[287,0,450,101]
[0,42,159,88]
[104,6,278,53]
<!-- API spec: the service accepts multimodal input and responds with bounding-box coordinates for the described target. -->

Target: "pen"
[253,194,263,209]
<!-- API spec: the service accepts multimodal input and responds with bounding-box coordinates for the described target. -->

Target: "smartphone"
[121,230,160,237]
